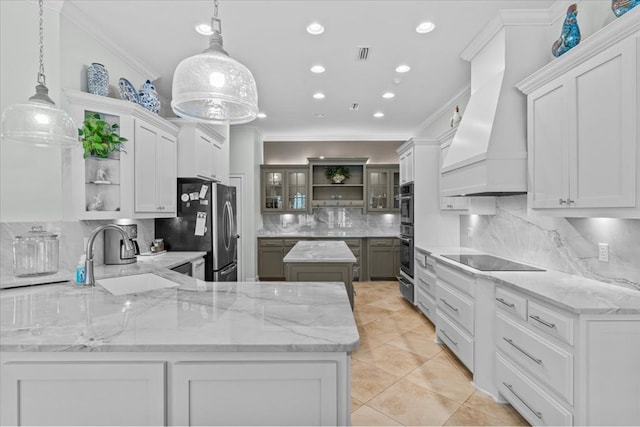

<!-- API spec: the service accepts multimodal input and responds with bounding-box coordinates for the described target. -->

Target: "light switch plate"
[598,243,609,262]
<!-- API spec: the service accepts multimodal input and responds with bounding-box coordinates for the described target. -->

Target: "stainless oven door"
[399,236,414,278]
[399,195,413,224]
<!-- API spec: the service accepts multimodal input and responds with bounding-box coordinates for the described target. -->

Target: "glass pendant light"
[171,0,258,124]
[0,0,77,147]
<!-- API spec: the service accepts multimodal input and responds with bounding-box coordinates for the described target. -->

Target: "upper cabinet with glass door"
[366,165,399,212]
[260,165,309,214]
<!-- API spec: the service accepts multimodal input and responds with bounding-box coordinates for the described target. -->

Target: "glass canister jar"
[13,226,60,277]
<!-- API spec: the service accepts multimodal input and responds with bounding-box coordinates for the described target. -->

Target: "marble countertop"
[0,256,359,353]
[283,241,357,263]
[1,251,207,290]
[416,245,640,314]
[258,230,399,238]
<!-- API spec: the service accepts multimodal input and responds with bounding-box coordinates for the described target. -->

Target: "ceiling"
[67,0,555,141]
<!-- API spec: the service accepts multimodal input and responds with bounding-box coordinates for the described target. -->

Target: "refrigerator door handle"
[222,201,232,251]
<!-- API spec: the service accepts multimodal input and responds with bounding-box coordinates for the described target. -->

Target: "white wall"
[230,126,263,281]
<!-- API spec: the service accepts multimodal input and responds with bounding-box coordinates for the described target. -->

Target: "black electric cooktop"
[442,254,545,272]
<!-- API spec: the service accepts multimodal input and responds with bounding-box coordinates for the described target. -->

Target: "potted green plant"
[79,113,127,158]
[324,165,351,184]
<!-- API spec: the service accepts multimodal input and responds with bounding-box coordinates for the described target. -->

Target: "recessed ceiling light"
[310,65,325,74]
[382,92,395,99]
[373,112,385,118]
[194,23,213,36]
[307,22,324,35]
[313,92,325,99]
[396,64,411,73]
[257,112,267,118]
[416,21,436,34]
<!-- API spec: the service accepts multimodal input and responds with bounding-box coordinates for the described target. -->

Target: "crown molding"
[437,126,458,145]
[61,1,160,81]
[413,84,471,135]
[516,6,640,94]
[262,134,409,142]
[460,9,554,62]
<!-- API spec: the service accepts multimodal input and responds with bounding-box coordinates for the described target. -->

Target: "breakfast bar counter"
[0,272,358,426]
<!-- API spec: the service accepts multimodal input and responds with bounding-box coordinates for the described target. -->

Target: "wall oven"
[398,224,414,304]
[399,183,414,225]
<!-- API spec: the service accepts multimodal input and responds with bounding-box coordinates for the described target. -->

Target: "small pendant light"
[171,0,258,124]
[0,0,77,147]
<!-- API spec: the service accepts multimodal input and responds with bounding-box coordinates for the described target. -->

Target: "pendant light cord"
[214,0,219,18]
[37,0,46,86]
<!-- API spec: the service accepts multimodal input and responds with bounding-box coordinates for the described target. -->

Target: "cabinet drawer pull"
[496,297,515,308]
[440,298,459,312]
[439,328,458,346]
[418,302,430,313]
[559,198,567,205]
[567,199,575,205]
[503,382,542,419]
[503,337,543,365]
[529,315,556,329]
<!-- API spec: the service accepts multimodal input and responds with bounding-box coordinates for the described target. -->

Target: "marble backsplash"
[460,195,640,292]
[261,208,400,235]
[1,219,155,283]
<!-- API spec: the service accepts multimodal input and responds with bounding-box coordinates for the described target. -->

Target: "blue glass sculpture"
[612,0,639,17]
[552,4,581,58]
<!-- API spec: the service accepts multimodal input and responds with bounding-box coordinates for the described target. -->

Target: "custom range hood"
[441,10,552,197]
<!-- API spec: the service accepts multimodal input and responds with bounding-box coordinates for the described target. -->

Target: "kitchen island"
[283,240,357,309]
[0,270,359,426]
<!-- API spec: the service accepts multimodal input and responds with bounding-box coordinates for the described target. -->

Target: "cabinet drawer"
[496,313,573,403]
[496,354,573,426]
[369,238,394,247]
[437,281,474,334]
[437,309,474,372]
[416,288,436,323]
[425,255,437,271]
[259,239,282,247]
[495,287,527,321]
[415,265,436,297]
[435,263,475,296]
[528,301,574,345]
[283,239,300,247]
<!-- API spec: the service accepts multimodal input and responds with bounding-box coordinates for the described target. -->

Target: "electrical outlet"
[598,243,609,262]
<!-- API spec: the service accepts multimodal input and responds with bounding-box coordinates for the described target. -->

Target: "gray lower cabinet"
[258,239,285,280]
[285,262,354,309]
[367,238,400,280]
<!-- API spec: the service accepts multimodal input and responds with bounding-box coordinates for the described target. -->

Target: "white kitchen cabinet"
[63,89,179,220]
[415,249,437,323]
[134,119,177,217]
[517,19,640,218]
[398,145,414,184]
[173,120,228,183]
[0,361,165,426]
[172,361,338,426]
[494,283,640,426]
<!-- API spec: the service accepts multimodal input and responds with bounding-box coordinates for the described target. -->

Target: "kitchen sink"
[97,273,179,296]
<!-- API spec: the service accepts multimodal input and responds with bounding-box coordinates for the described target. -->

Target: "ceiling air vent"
[349,103,360,111]
[356,47,370,61]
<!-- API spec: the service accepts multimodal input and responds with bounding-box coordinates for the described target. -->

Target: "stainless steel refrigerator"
[155,178,238,281]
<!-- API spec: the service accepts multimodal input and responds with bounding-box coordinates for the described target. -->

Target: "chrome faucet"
[85,224,135,286]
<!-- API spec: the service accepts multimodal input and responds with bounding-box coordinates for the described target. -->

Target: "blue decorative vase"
[87,63,109,96]
[551,4,580,58]
[138,80,161,114]
[611,0,638,17]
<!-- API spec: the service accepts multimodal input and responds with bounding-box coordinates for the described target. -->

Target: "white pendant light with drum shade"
[1,0,77,148]
[171,0,258,124]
